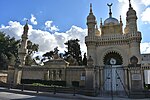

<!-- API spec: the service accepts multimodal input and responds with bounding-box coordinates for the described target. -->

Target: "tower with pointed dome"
[86,3,97,65]
[18,21,29,66]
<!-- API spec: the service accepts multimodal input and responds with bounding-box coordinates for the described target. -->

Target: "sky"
[0,0,150,54]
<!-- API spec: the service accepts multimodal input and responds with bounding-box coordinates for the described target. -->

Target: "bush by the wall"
[72,81,79,87]
[21,79,66,87]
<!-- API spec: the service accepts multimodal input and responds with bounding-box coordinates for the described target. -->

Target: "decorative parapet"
[128,66,141,70]
[85,36,97,42]
[85,36,97,47]
[22,66,65,71]
[66,66,85,70]
[127,32,142,42]
[141,66,150,70]
[44,59,68,66]
[86,34,128,46]
[85,31,142,46]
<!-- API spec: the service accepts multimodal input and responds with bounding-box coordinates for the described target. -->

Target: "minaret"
[85,3,97,65]
[126,0,138,34]
[87,3,96,36]
[126,0,142,64]
[18,20,29,66]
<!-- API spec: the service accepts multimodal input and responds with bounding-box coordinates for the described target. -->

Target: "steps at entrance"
[129,91,145,99]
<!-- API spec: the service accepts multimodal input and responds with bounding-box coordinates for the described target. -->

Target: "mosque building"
[7,0,150,98]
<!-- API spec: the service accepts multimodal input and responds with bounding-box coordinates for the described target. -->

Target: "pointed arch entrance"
[102,51,127,96]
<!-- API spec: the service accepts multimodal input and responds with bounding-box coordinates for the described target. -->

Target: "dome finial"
[90,3,93,13]
[129,0,132,8]
[24,19,29,33]
[26,19,28,24]
[120,15,122,23]
[96,21,98,29]
[100,18,102,25]
[107,3,113,17]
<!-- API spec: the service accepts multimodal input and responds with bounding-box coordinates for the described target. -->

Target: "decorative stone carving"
[87,56,94,67]
[67,55,78,66]
[129,56,141,67]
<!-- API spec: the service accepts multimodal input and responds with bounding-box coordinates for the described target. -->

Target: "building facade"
[7,0,150,97]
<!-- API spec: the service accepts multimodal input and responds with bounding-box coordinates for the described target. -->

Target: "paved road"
[0,87,149,100]
[0,91,73,100]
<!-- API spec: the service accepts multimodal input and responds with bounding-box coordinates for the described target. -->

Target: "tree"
[64,39,82,65]
[42,51,54,60]
[25,40,39,66]
[42,47,59,62]
[0,32,39,67]
[0,32,20,70]
[27,40,39,55]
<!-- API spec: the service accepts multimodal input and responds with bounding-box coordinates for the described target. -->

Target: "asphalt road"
[0,91,73,100]
[0,87,149,100]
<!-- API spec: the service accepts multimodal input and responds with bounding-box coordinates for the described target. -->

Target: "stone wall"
[0,71,7,83]
[21,65,86,87]
[66,66,85,87]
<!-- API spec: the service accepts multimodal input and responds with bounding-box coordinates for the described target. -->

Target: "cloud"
[141,42,150,54]
[118,0,126,3]
[30,14,37,25]
[1,20,150,55]
[64,26,87,53]
[141,7,150,24]
[0,21,87,54]
[45,21,59,32]
[141,0,150,6]
[0,21,23,39]
[117,0,128,17]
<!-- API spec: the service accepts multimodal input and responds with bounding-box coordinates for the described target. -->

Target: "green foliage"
[32,83,62,87]
[27,40,39,55]
[21,79,66,87]
[32,83,48,86]
[42,51,54,61]
[64,39,82,65]
[25,40,39,66]
[42,47,59,62]
[0,32,20,70]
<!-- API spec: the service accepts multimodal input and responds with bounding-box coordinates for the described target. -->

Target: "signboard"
[132,74,141,80]
[80,76,85,80]
[80,73,85,80]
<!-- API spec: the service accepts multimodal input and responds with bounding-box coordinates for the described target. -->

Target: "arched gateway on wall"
[102,51,126,95]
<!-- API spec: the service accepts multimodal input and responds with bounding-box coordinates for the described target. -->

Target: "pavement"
[0,87,149,100]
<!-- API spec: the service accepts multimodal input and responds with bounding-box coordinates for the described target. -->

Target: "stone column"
[51,71,54,80]
[128,56,145,98]
[85,56,97,96]
[124,66,128,91]
[44,70,49,80]
[129,67,143,91]
[85,67,95,89]
[95,66,100,89]
[13,67,22,85]
[99,66,104,91]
